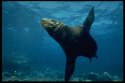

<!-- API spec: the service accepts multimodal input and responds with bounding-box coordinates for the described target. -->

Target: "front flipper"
[83,6,94,32]
[65,56,77,81]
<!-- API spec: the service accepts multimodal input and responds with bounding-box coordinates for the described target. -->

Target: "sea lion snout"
[41,18,51,28]
[41,18,65,32]
[41,18,59,28]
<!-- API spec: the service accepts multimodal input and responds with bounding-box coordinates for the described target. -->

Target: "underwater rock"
[2,68,121,81]
[2,72,11,81]
[101,72,112,81]
[84,79,92,82]
[44,67,63,79]
[112,75,120,81]
[84,72,99,81]
[11,70,23,79]
[2,52,33,74]
[70,74,84,81]
[28,70,46,80]
[10,75,20,81]
[57,72,64,80]
[71,77,80,81]
[2,72,11,78]
[2,70,30,81]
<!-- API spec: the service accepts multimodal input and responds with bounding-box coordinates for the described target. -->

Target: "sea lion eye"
[50,19,58,24]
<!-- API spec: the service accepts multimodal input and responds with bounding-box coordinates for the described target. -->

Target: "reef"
[2,67,122,82]
[2,52,32,73]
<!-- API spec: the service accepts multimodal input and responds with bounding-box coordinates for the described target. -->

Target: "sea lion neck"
[51,22,65,35]
[54,22,65,32]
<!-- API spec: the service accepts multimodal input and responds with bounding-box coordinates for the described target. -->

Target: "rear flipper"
[65,56,77,81]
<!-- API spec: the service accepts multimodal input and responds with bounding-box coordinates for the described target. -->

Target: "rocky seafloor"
[2,54,123,82]
[2,67,122,82]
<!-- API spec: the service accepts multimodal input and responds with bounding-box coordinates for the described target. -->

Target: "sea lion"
[40,6,98,81]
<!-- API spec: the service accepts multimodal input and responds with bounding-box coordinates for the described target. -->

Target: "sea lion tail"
[83,6,94,32]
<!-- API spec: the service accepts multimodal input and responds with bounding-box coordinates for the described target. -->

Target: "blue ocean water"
[2,1,123,81]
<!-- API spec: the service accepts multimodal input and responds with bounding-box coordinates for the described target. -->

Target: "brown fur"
[41,7,97,81]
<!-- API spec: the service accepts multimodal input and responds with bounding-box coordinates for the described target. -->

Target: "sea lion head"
[41,18,64,32]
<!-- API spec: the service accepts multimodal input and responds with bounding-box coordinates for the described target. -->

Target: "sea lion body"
[41,7,97,81]
[51,25,97,57]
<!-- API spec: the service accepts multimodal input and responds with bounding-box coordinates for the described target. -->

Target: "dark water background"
[2,1,123,80]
